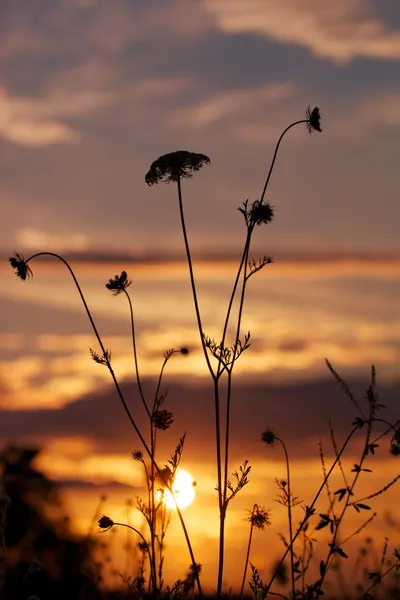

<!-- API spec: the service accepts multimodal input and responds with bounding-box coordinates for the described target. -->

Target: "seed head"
[262,428,278,446]
[249,200,274,226]
[152,409,174,431]
[180,347,189,355]
[132,449,144,462]
[306,106,322,133]
[98,515,114,531]
[9,253,33,280]
[106,271,131,295]
[145,150,210,185]
[247,505,271,530]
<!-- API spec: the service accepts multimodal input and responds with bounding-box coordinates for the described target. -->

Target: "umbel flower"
[306,106,322,134]
[105,271,131,295]
[9,253,33,280]
[145,150,210,185]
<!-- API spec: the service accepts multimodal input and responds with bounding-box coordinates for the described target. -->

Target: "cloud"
[169,81,296,139]
[204,0,400,63]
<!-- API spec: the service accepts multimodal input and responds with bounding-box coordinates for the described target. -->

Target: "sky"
[1,0,400,594]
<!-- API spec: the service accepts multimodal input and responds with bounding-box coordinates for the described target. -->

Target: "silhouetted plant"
[145,106,322,598]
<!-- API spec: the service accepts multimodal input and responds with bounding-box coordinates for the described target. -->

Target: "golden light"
[163,469,196,510]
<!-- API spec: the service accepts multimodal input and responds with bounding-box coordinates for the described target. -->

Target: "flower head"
[249,200,274,226]
[180,347,189,355]
[98,514,114,531]
[247,504,271,530]
[132,449,144,462]
[306,106,322,134]
[145,150,210,185]
[106,271,131,295]
[262,428,278,446]
[9,253,33,280]
[152,409,174,431]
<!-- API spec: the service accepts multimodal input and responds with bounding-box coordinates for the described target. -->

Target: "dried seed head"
[132,449,144,462]
[249,200,274,226]
[145,150,210,185]
[247,505,272,530]
[262,428,278,446]
[106,271,131,295]
[306,106,322,133]
[98,515,114,531]
[9,253,33,280]
[152,409,174,431]
[180,347,189,355]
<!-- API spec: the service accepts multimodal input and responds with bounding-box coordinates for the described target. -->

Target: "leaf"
[334,488,347,501]
[319,560,326,577]
[336,547,348,559]
[356,503,371,511]
[316,514,330,531]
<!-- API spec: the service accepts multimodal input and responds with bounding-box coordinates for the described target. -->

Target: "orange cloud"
[205,0,400,63]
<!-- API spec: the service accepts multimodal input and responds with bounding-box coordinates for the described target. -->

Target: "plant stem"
[239,513,255,599]
[217,231,252,380]
[24,252,202,598]
[259,120,307,203]
[277,438,295,600]
[176,177,215,378]
[124,289,151,418]
[266,425,359,594]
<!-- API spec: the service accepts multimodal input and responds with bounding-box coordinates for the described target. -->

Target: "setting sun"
[163,469,196,510]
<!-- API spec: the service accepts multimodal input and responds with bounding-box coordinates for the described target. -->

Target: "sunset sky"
[1,0,400,594]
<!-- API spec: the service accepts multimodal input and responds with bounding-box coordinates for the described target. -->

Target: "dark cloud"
[1,375,398,463]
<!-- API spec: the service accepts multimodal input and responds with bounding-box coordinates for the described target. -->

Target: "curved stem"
[239,512,255,599]
[123,289,151,418]
[176,177,215,378]
[277,438,295,600]
[266,425,360,593]
[112,522,150,555]
[24,252,202,598]
[260,120,307,203]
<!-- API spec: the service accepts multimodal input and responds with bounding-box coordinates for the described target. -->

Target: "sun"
[163,469,196,510]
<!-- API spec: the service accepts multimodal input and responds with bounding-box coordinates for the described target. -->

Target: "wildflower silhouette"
[145,150,210,184]
[8,253,33,280]
[239,504,271,599]
[145,106,323,599]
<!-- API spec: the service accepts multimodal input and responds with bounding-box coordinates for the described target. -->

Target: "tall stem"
[24,252,202,598]
[124,289,150,418]
[277,438,295,600]
[239,517,254,599]
[217,231,251,380]
[266,425,359,593]
[176,177,215,378]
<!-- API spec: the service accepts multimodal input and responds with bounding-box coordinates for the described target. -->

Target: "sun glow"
[163,469,196,510]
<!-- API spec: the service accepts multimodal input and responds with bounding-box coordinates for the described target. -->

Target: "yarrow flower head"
[105,271,131,295]
[247,504,271,530]
[306,106,322,134]
[98,514,114,531]
[262,428,278,446]
[145,150,210,185]
[9,253,33,280]
[152,409,174,431]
